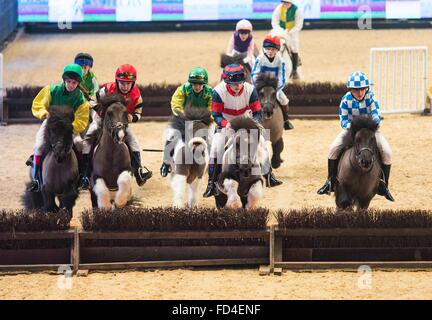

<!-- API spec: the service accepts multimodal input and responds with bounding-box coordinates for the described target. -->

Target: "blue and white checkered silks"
[339,91,381,129]
[346,71,370,89]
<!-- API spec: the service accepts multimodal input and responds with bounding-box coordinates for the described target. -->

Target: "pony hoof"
[226,196,242,209]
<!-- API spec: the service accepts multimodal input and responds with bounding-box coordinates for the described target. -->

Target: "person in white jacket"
[271,0,304,79]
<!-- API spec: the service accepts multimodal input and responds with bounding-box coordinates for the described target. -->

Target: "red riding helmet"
[263,35,281,50]
[115,64,137,82]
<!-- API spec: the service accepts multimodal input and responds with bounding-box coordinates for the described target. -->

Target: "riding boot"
[317,159,338,195]
[291,53,300,80]
[263,168,283,187]
[27,155,42,192]
[131,151,153,186]
[280,103,294,130]
[160,162,171,178]
[78,154,91,190]
[377,164,395,202]
[203,164,219,198]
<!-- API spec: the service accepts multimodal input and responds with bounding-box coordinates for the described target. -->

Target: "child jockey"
[317,71,394,201]
[80,64,152,189]
[203,64,283,198]
[271,0,304,80]
[160,67,213,177]
[226,19,256,70]
[251,35,294,130]
[27,64,90,192]
[74,52,99,102]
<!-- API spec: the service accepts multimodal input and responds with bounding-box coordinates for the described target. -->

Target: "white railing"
[370,46,429,114]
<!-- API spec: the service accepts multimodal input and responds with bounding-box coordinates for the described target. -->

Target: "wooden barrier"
[0,228,77,273]
[267,228,432,272]
[78,230,269,271]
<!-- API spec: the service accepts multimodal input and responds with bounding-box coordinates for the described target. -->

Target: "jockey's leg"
[203,129,225,197]
[317,130,347,195]
[259,134,283,187]
[126,127,153,186]
[375,131,394,201]
[79,112,101,190]
[27,120,48,192]
[277,90,294,130]
[288,32,301,80]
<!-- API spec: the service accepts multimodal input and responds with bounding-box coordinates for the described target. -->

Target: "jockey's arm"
[171,86,186,117]
[73,100,90,135]
[278,60,287,89]
[251,58,262,85]
[91,76,100,100]
[339,99,351,129]
[247,38,255,59]
[32,85,52,120]
[289,9,304,34]
[271,4,283,31]
[368,93,382,125]
[211,91,227,128]
[131,96,143,123]
[249,88,262,123]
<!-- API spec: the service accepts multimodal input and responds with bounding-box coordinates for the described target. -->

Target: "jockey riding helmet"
[222,64,246,85]
[188,67,208,85]
[236,19,253,33]
[347,71,370,89]
[263,35,281,50]
[62,64,84,83]
[74,52,94,67]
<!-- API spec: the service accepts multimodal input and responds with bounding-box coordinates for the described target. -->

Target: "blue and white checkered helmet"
[347,71,370,89]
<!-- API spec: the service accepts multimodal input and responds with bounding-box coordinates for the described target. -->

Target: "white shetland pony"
[166,107,213,208]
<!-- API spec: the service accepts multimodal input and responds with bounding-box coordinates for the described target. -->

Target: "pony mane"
[170,106,212,140]
[96,94,127,119]
[254,74,278,91]
[229,116,261,131]
[42,105,74,154]
[220,53,251,73]
[342,116,379,148]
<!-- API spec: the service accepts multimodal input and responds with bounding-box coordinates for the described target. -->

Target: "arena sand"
[0,29,432,299]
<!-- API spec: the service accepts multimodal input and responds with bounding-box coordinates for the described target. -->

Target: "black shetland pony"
[89,94,133,210]
[335,116,382,210]
[24,105,79,214]
[255,74,284,169]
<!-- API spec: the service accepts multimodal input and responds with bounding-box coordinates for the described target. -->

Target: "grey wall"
[0,0,18,47]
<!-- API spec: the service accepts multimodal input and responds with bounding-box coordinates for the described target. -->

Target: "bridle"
[106,115,128,144]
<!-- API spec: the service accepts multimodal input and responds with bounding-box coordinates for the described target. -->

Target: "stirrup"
[317,180,332,195]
